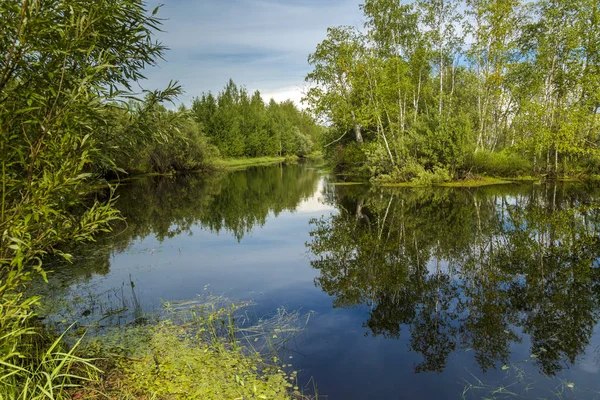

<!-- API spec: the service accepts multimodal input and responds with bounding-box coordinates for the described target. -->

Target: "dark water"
[37,163,600,399]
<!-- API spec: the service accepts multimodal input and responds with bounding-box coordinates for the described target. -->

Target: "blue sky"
[143,0,365,106]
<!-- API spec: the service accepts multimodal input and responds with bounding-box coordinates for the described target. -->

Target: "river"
[35,162,600,399]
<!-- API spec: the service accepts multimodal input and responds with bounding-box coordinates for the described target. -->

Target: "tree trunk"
[354,123,363,144]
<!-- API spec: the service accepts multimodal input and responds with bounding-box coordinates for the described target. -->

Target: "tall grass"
[465,150,533,177]
[0,321,99,400]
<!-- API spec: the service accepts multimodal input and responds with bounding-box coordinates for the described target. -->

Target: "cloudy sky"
[143,0,364,106]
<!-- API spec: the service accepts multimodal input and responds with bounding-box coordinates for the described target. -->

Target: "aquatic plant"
[72,293,316,399]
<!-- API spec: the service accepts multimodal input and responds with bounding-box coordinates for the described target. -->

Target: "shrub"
[466,151,532,177]
[363,142,395,177]
[0,0,168,397]
[412,166,453,185]
[372,160,452,186]
[331,142,369,178]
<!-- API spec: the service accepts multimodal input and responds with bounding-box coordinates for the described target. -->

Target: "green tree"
[0,0,178,396]
[306,26,367,145]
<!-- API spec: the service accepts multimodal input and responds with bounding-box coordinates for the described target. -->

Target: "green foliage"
[306,0,600,181]
[395,160,428,182]
[466,150,533,177]
[0,325,100,400]
[0,0,192,397]
[412,165,452,185]
[372,159,452,185]
[118,322,292,399]
[192,81,321,159]
[330,143,370,179]
[127,107,219,174]
[75,300,303,400]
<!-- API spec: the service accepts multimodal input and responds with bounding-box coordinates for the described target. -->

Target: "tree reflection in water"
[307,183,600,376]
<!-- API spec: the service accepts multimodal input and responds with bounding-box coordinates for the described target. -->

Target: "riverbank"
[328,172,600,189]
[379,174,600,188]
[215,156,292,169]
[378,176,523,188]
[214,153,322,170]
[67,300,308,400]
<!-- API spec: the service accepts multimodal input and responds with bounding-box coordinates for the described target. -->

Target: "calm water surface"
[37,163,600,399]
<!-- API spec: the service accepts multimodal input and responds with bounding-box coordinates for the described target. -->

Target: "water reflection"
[307,184,600,376]
[118,163,321,242]
[36,165,600,398]
[38,163,321,308]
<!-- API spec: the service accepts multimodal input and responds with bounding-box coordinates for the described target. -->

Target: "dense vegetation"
[1,0,597,397]
[192,80,322,158]
[305,0,600,182]
[96,77,321,175]
[0,0,315,398]
[0,0,161,395]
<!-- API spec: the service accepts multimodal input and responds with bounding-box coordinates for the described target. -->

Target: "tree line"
[92,79,321,176]
[192,80,322,159]
[305,0,600,182]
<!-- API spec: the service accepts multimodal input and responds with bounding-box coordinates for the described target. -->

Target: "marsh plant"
[0,0,185,397]
[72,291,314,399]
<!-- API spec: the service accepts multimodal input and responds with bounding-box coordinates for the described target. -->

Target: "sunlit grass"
[58,291,317,399]
[439,177,512,187]
[215,156,290,169]
[0,320,100,400]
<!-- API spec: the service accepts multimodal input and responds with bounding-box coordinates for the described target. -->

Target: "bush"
[576,153,600,176]
[0,0,168,397]
[331,142,369,178]
[372,160,452,186]
[412,166,453,185]
[293,128,314,157]
[146,116,220,173]
[466,150,532,177]
[363,142,395,177]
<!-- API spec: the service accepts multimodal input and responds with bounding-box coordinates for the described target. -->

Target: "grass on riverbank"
[439,177,513,187]
[214,153,324,170]
[368,175,591,188]
[63,295,314,400]
[214,156,296,170]
[377,176,515,188]
[75,324,297,399]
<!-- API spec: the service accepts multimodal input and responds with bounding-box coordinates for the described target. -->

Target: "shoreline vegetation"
[215,155,300,170]
[63,293,314,400]
[305,0,600,186]
[0,1,316,398]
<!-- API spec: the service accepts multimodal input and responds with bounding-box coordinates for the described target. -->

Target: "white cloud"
[260,84,308,107]
[142,0,364,106]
